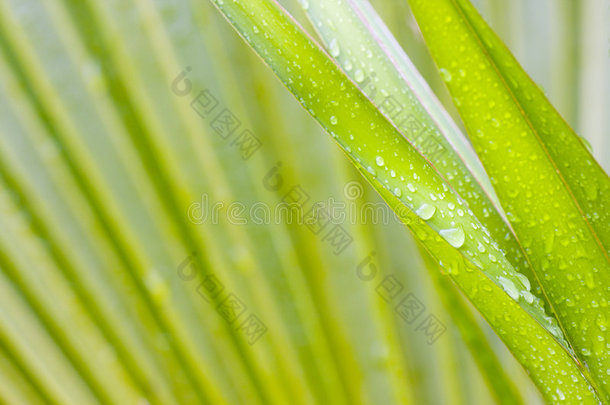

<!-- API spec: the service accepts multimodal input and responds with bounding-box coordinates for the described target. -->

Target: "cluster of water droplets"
[362,149,566,343]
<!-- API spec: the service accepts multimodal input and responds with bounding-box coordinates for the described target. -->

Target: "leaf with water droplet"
[409,0,610,398]
[440,227,465,248]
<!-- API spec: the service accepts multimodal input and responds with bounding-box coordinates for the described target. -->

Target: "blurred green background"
[0,0,607,404]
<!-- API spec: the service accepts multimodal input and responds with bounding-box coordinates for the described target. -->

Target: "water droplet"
[416,204,436,220]
[375,156,385,167]
[407,183,416,193]
[596,314,607,331]
[354,69,365,82]
[585,272,595,289]
[522,290,534,304]
[367,166,377,176]
[393,187,402,197]
[439,68,452,82]
[330,116,338,125]
[329,38,340,57]
[440,227,465,248]
[556,388,565,401]
[498,276,519,300]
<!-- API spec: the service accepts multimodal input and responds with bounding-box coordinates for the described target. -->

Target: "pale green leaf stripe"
[0,265,96,405]
[406,0,610,400]
[0,192,143,405]
[208,0,599,402]
[0,343,49,405]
